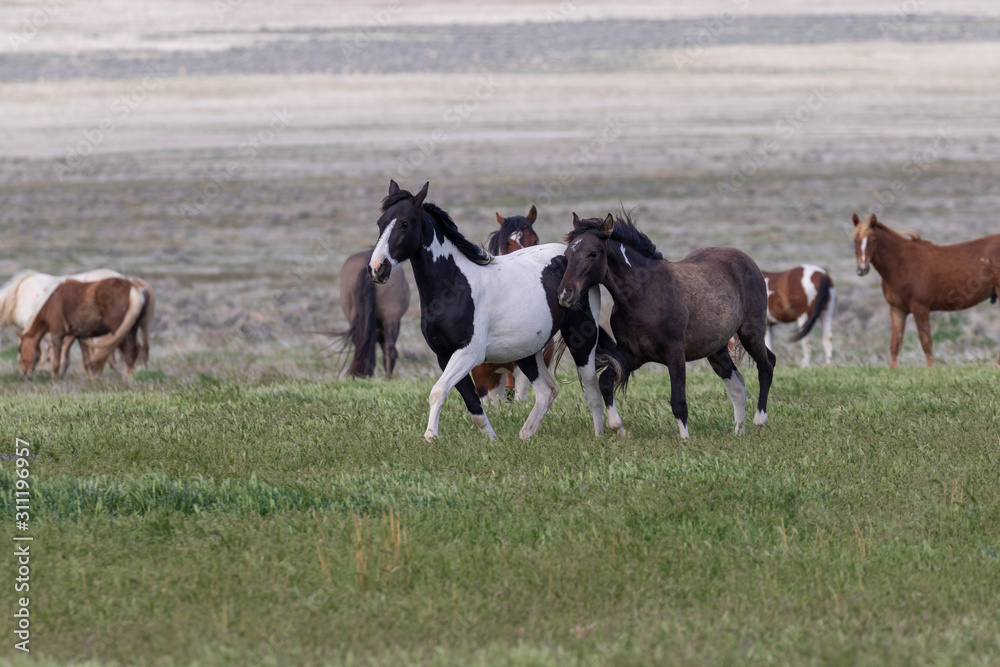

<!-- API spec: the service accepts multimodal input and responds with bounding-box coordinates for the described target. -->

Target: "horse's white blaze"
[677,419,689,439]
[509,231,523,247]
[753,409,768,427]
[859,237,869,266]
[722,371,746,434]
[620,244,632,267]
[370,219,398,272]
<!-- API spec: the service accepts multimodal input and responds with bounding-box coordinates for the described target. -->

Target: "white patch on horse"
[753,409,768,427]
[800,264,820,307]
[764,275,777,324]
[425,232,454,262]
[676,419,689,439]
[370,219,398,271]
[860,237,868,266]
[509,231,523,247]
[620,244,632,267]
[570,238,583,250]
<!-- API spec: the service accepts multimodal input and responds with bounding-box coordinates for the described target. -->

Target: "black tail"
[344,267,378,378]
[789,275,831,343]
[594,326,632,397]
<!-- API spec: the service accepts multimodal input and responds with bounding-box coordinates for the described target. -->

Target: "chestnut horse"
[337,249,410,378]
[471,206,555,404]
[18,278,149,380]
[558,212,775,439]
[763,265,835,367]
[853,213,1000,367]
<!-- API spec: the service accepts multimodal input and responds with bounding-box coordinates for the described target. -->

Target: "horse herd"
[4,179,998,441]
[343,181,1000,441]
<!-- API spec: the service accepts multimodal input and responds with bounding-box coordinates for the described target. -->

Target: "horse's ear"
[869,213,878,224]
[852,213,860,227]
[602,213,614,236]
[526,205,537,224]
[413,181,429,207]
[495,212,505,226]
[388,180,399,195]
[572,212,582,228]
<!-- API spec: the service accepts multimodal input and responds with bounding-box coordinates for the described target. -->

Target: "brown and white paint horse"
[762,265,835,367]
[18,278,150,380]
[853,212,1000,367]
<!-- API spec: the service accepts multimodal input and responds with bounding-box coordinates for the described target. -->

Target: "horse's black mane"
[565,210,663,260]
[381,189,492,265]
[487,215,531,256]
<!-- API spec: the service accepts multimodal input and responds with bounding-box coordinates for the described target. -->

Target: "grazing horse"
[557,212,775,439]
[17,278,150,380]
[368,181,628,442]
[853,212,1000,368]
[337,249,410,378]
[471,206,555,403]
[0,269,154,374]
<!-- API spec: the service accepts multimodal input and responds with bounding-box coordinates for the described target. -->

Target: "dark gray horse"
[556,212,775,438]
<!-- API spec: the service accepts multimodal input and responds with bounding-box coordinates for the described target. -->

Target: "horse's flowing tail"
[344,269,378,378]
[88,284,149,370]
[595,326,632,396]
[789,274,832,342]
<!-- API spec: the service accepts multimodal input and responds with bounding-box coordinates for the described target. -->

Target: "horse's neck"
[871,229,908,278]
[603,252,662,309]
[410,233,469,305]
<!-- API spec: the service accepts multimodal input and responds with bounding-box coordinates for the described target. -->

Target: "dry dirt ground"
[2,2,1000,382]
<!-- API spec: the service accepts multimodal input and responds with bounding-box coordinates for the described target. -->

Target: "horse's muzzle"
[557,286,579,308]
[370,260,391,285]
[856,265,870,277]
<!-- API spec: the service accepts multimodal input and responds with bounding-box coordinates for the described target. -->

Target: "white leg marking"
[677,419,689,439]
[754,408,768,427]
[722,369,746,435]
[425,345,485,442]
[764,324,773,353]
[370,219,398,273]
[471,413,496,441]
[606,403,626,438]
[519,350,558,439]
[823,287,835,364]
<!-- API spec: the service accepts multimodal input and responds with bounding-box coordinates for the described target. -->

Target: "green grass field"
[2,364,999,666]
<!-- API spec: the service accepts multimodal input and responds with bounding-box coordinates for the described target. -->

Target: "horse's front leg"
[796,313,812,368]
[889,306,908,369]
[664,344,689,439]
[426,347,493,442]
[48,334,65,379]
[912,305,934,367]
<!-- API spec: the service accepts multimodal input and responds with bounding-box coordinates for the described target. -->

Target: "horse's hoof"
[614,427,627,439]
[735,422,746,435]
[424,430,437,442]
[753,410,768,427]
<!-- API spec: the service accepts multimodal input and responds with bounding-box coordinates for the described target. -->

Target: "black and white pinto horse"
[368,181,627,442]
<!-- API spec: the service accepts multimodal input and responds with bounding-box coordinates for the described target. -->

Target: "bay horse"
[1,269,154,374]
[17,277,150,380]
[853,212,1000,368]
[557,212,775,439]
[368,181,628,442]
[337,249,410,378]
[471,206,555,404]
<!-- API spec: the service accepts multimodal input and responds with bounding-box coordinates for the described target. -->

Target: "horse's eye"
[400,220,409,229]
[589,251,597,258]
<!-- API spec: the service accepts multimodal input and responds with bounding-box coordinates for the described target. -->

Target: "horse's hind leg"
[822,287,835,364]
[912,305,934,367]
[515,349,558,440]
[427,348,494,442]
[796,312,811,368]
[707,347,746,435]
[737,324,775,428]
[382,319,400,379]
[561,288,605,436]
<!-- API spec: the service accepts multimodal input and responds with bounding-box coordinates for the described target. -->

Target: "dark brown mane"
[565,211,663,260]
[381,187,492,266]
